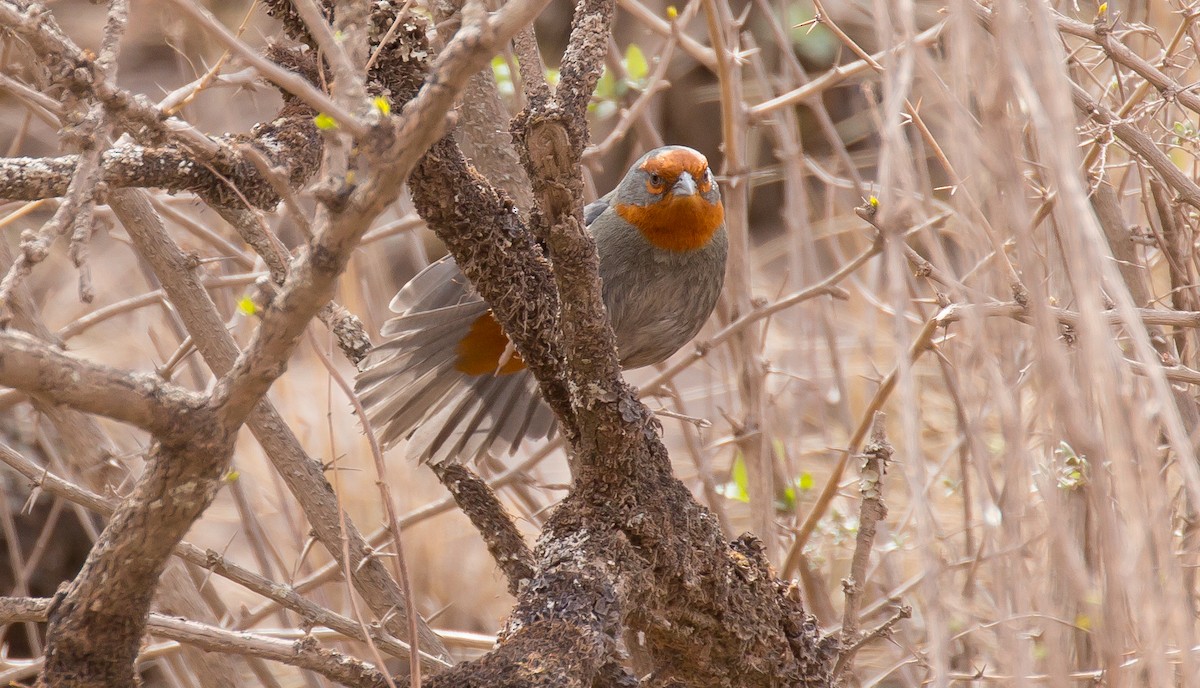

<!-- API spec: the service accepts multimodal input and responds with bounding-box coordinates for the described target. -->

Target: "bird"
[355,145,727,464]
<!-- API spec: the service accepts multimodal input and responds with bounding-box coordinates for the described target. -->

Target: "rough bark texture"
[432,464,535,596]
[395,1,839,684]
[39,429,234,687]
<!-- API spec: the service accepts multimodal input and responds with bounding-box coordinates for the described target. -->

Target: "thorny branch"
[3,597,392,688]
[0,0,223,155]
[0,441,451,667]
[0,0,866,684]
[0,330,205,434]
[0,0,547,684]
[832,412,893,682]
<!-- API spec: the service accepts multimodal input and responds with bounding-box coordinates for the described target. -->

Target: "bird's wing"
[584,189,616,227]
[386,254,475,317]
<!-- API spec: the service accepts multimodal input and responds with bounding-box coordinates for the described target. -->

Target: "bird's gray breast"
[594,217,728,369]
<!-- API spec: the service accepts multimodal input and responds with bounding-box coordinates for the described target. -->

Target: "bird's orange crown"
[615,148,725,253]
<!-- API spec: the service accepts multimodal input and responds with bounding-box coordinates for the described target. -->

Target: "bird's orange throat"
[615,195,725,253]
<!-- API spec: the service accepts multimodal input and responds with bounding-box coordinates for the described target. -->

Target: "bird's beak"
[672,171,697,197]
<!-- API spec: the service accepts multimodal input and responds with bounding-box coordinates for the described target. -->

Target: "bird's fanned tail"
[355,259,555,464]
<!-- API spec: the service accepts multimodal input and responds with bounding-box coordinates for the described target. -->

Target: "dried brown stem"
[1070,82,1200,211]
[4,596,392,688]
[0,441,446,666]
[430,463,535,596]
[0,0,222,156]
[162,0,365,137]
[832,412,894,682]
[0,111,323,211]
[0,330,204,434]
[749,21,945,120]
[110,166,450,670]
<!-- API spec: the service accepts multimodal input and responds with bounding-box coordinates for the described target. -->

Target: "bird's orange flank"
[455,312,526,376]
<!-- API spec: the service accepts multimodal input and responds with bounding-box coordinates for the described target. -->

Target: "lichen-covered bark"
[385,0,839,684]
[432,464,535,596]
[39,413,232,687]
[407,139,576,428]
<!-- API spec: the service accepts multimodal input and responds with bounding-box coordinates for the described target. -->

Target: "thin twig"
[163,0,367,137]
[749,21,945,120]
[831,411,894,682]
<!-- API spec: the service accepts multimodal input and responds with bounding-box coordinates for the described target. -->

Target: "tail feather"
[524,393,557,447]
[409,375,507,464]
[370,366,462,448]
[358,301,486,409]
[357,338,449,396]
[457,373,526,461]
[379,304,480,338]
[357,337,458,410]
[504,380,556,455]
[389,255,473,314]
[407,377,489,462]
[356,258,556,463]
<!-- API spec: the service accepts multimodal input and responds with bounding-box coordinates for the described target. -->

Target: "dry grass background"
[3,0,1200,685]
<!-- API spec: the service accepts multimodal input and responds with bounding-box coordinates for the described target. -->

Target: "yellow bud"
[314,113,338,131]
[237,296,258,316]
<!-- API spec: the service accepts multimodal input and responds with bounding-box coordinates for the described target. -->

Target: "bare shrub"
[0,0,1198,686]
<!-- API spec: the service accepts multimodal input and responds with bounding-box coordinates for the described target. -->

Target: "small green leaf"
[666,5,678,19]
[625,43,649,82]
[779,485,796,510]
[1054,441,1089,490]
[223,470,240,483]
[373,96,391,116]
[1056,440,1078,461]
[732,452,749,497]
[314,113,339,131]
[237,296,258,316]
[798,471,814,491]
[786,3,837,63]
[492,56,512,82]
[717,452,750,503]
[594,67,615,100]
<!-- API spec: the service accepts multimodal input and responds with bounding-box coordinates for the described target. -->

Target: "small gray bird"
[356,145,727,463]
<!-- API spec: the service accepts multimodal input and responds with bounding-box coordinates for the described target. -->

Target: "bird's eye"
[648,173,663,187]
